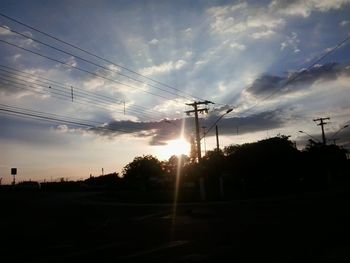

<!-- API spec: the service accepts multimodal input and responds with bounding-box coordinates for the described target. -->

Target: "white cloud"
[148,38,159,45]
[174,59,187,69]
[339,20,349,26]
[281,32,300,53]
[66,56,77,67]
[153,98,186,115]
[184,51,193,59]
[230,2,248,12]
[83,77,105,91]
[208,3,284,36]
[11,53,22,62]
[107,64,122,73]
[251,30,275,39]
[207,2,247,17]
[0,26,14,36]
[218,81,227,92]
[183,27,193,38]
[140,59,187,76]
[246,16,284,29]
[269,0,350,18]
[230,42,246,50]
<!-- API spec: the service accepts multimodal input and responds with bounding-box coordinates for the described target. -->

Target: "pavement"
[1,189,350,262]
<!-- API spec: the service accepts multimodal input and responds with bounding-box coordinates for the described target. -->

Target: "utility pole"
[202,126,207,155]
[216,125,219,150]
[313,117,330,145]
[71,86,74,102]
[185,101,213,162]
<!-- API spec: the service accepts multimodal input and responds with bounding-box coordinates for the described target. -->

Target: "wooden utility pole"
[215,125,219,150]
[313,117,330,145]
[185,101,213,162]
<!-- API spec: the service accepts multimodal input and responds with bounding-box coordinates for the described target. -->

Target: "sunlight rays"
[171,118,186,237]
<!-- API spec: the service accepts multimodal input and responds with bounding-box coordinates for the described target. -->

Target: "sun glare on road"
[157,138,190,160]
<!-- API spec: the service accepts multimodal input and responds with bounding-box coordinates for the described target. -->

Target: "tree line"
[120,135,349,200]
[9,135,349,201]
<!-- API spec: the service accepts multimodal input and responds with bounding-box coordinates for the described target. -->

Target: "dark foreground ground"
[1,186,350,263]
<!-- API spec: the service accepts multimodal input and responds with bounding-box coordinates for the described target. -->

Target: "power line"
[0,107,118,131]
[0,103,104,125]
[0,65,124,104]
[236,33,350,117]
[0,104,186,142]
[0,12,206,102]
[0,25,196,101]
[0,64,169,119]
[0,38,176,101]
[0,76,165,121]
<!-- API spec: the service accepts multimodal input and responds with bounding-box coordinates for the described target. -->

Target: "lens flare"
[171,119,186,236]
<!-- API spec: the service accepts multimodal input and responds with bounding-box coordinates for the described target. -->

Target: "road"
[1,189,350,262]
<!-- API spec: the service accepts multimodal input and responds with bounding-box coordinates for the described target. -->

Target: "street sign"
[11,168,17,175]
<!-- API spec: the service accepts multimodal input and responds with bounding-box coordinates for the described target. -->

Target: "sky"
[0,0,350,184]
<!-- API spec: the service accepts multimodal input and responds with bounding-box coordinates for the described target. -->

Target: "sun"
[157,138,191,160]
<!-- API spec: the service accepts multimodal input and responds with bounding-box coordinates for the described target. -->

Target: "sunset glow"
[157,138,190,160]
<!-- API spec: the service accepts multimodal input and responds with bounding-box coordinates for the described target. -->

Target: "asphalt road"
[1,189,350,262]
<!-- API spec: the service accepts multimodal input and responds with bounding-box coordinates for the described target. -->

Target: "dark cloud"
[92,118,189,145]
[202,108,286,137]
[246,63,350,97]
[0,115,73,146]
[92,108,288,145]
[246,75,284,97]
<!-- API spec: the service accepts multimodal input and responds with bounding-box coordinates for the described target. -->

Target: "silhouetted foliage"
[223,135,301,195]
[164,154,190,177]
[21,135,348,202]
[122,155,164,190]
[301,143,348,186]
[223,144,241,156]
[84,172,121,188]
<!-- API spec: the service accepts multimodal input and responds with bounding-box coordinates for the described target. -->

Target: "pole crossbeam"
[313,117,330,145]
[185,101,214,161]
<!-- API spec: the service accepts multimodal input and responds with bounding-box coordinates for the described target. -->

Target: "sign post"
[11,168,17,185]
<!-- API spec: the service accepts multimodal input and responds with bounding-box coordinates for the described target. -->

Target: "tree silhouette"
[164,154,190,177]
[122,155,164,190]
[224,135,301,195]
[301,143,348,185]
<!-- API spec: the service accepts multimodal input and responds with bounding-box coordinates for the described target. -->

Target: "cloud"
[208,3,284,36]
[339,20,349,26]
[152,98,187,116]
[90,106,291,146]
[0,115,74,146]
[183,27,193,37]
[281,32,300,53]
[269,0,350,17]
[0,26,15,36]
[207,108,287,136]
[148,38,159,45]
[251,30,275,39]
[140,59,187,76]
[0,26,38,48]
[207,2,247,17]
[246,63,350,97]
[66,56,77,67]
[83,77,105,91]
[11,53,22,62]
[246,75,284,97]
[230,42,246,50]
[91,118,185,145]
